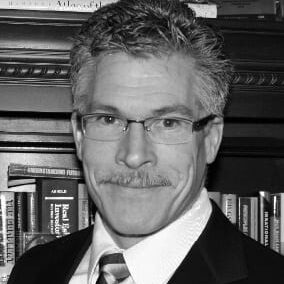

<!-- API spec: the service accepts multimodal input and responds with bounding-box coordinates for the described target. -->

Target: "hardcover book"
[0,192,15,282]
[258,191,270,247]
[14,192,27,260]
[218,0,277,19]
[238,196,258,241]
[8,163,83,180]
[221,193,237,225]
[78,183,90,230]
[38,178,78,237]
[270,193,281,253]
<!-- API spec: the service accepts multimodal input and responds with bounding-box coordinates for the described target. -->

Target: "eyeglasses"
[78,112,216,145]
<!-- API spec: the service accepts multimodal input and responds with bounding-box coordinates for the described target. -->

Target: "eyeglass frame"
[76,111,217,145]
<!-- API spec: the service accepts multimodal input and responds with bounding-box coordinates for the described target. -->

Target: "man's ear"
[71,112,83,161]
[204,117,224,164]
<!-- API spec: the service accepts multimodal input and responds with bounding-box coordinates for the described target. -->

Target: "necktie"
[96,253,130,284]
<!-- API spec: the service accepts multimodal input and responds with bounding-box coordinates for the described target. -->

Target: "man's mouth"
[100,172,172,188]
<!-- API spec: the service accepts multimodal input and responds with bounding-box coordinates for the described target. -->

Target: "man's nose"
[115,123,157,169]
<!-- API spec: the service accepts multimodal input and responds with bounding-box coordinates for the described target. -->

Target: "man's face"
[73,53,222,240]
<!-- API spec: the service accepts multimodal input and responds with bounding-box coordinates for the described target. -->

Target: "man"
[8,0,284,283]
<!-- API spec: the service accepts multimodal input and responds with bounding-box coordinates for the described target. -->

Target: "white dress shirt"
[70,188,212,284]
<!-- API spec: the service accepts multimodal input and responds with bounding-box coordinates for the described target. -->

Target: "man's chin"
[102,217,163,238]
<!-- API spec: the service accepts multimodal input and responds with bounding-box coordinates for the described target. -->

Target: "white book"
[7,179,36,193]
[0,0,116,12]
[221,193,237,225]
[186,3,217,18]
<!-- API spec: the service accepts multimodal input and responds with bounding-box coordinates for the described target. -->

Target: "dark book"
[258,191,270,247]
[38,178,78,237]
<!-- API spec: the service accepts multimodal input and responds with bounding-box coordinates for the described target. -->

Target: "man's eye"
[96,115,118,124]
[161,118,181,128]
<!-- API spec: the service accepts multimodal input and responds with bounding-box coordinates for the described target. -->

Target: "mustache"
[99,171,172,188]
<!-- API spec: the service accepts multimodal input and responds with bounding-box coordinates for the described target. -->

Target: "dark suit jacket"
[8,202,284,284]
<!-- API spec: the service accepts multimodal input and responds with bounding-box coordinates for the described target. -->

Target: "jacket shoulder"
[8,226,93,284]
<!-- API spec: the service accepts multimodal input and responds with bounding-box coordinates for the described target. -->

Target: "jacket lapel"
[39,225,93,284]
[168,202,248,284]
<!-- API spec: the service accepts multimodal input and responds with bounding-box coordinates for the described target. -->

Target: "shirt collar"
[88,188,212,284]
[88,214,122,284]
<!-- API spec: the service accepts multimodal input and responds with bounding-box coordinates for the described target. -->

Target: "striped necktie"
[96,252,131,284]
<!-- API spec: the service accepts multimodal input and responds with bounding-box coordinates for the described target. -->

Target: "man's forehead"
[84,52,203,116]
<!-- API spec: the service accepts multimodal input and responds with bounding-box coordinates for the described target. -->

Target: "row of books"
[209,191,284,255]
[0,163,95,283]
[0,0,283,21]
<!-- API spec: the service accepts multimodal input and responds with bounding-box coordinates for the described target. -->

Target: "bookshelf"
[0,11,283,195]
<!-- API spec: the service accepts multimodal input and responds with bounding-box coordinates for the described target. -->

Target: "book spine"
[8,163,83,180]
[208,191,221,208]
[0,192,15,282]
[221,193,237,225]
[38,178,78,237]
[280,193,284,255]
[26,192,39,233]
[88,196,96,226]
[270,193,281,253]
[0,0,116,12]
[250,197,258,242]
[14,192,27,260]
[78,183,89,230]
[238,197,250,237]
[259,191,270,247]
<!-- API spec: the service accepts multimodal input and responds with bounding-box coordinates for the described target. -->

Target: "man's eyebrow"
[152,105,194,117]
[88,104,120,114]
[88,104,194,117]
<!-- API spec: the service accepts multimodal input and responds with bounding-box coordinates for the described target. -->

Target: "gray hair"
[70,0,233,116]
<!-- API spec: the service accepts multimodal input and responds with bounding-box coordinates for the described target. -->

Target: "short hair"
[70,0,233,116]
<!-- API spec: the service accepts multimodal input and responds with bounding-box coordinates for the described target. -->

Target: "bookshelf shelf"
[0,10,282,191]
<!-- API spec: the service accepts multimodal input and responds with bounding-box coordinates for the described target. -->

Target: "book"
[208,191,221,207]
[0,192,15,282]
[238,196,258,241]
[221,193,237,225]
[78,183,89,230]
[38,178,78,237]
[217,0,277,20]
[14,192,27,260]
[26,191,39,233]
[258,191,270,247]
[8,164,83,180]
[185,2,217,18]
[7,179,37,260]
[270,193,281,253]
[280,193,284,255]
[0,0,116,12]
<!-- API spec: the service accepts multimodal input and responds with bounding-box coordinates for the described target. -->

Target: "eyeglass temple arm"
[192,114,217,132]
